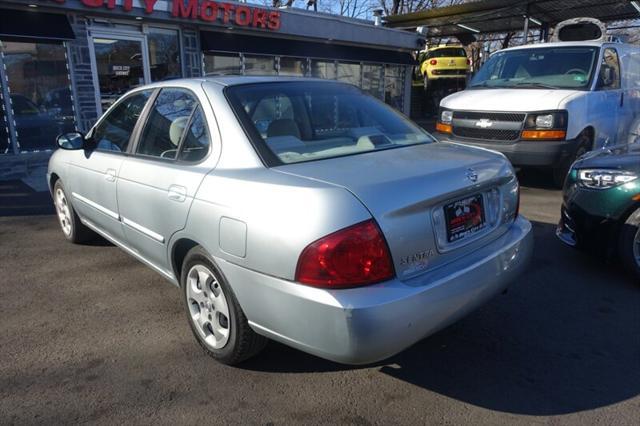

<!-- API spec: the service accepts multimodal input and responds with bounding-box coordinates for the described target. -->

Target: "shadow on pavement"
[516,168,560,190]
[0,180,54,217]
[243,220,640,415]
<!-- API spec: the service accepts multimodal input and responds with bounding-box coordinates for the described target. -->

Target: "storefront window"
[1,41,76,152]
[243,55,276,76]
[337,62,361,87]
[362,64,384,100]
[204,52,241,75]
[385,65,405,111]
[0,92,9,154]
[279,57,307,76]
[310,60,336,79]
[147,28,182,82]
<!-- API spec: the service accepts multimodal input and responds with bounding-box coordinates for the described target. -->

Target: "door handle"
[104,169,116,182]
[168,185,187,202]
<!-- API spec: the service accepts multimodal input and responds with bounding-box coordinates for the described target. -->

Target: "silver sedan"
[48,77,533,365]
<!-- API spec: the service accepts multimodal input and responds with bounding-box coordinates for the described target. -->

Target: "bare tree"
[378,0,465,16]
[272,0,296,7]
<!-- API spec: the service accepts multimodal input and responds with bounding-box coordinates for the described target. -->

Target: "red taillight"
[466,58,471,65]
[429,59,438,65]
[295,219,395,289]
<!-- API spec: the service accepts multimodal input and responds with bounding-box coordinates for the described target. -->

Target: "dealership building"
[0,0,418,171]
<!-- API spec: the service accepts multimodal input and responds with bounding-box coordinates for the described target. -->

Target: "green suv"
[557,144,640,280]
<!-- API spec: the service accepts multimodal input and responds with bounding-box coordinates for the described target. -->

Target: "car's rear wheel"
[619,208,640,281]
[53,180,94,243]
[181,246,267,364]
[423,74,430,91]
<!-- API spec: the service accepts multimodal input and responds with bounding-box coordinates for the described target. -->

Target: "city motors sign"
[48,0,281,30]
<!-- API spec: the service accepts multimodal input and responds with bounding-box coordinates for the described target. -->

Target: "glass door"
[90,33,150,114]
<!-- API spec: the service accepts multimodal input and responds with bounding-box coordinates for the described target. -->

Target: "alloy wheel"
[55,188,72,237]
[186,264,231,350]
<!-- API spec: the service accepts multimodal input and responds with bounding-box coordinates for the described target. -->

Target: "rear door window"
[136,88,198,159]
[178,105,210,162]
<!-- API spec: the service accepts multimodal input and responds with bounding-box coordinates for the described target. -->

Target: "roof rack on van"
[552,17,608,43]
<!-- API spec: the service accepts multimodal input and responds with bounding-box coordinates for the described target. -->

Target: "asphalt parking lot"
[1,174,639,425]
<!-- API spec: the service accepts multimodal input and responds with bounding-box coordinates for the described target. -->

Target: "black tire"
[619,209,640,281]
[181,246,267,365]
[552,132,591,189]
[423,74,430,91]
[52,180,95,243]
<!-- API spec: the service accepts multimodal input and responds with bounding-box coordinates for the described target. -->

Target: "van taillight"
[295,220,395,289]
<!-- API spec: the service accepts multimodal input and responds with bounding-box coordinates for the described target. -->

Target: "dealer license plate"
[444,194,486,243]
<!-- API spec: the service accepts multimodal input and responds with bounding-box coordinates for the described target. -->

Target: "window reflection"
[279,57,307,76]
[244,55,276,75]
[310,60,336,79]
[362,64,383,100]
[93,37,145,111]
[385,65,405,111]
[148,28,182,82]
[204,52,241,75]
[337,62,361,86]
[1,41,76,152]
[137,89,197,159]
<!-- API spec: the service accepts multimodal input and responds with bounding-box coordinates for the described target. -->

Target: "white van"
[436,18,640,186]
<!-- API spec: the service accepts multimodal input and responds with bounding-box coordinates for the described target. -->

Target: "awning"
[0,9,75,44]
[201,31,415,65]
[384,0,639,37]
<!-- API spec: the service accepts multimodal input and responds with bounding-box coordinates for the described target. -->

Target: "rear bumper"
[218,216,533,364]
[442,137,576,168]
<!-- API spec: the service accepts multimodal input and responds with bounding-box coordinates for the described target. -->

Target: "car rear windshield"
[429,48,467,58]
[226,82,434,165]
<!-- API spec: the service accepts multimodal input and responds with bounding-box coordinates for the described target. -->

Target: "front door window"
[90,90,152,153]
[93,37,148,112]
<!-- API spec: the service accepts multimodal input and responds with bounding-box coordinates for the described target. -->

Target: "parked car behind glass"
[48,77,533,365]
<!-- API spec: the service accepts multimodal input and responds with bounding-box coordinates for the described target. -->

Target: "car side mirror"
[56,131,85,150]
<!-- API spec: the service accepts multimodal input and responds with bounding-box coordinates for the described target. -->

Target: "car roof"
[498,41,612,53]
[429,45,463,50]
[150,75,342,88]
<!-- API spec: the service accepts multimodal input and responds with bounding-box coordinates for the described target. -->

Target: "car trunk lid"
[274,142,518,280]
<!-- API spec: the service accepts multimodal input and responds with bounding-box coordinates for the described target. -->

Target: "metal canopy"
[384,0,640,37]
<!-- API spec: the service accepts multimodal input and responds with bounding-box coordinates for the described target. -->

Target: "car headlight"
[524,111,567,130]
[577,169,638,189]
[535,114,554,128]
[440,109,453,124]
[522,111,568,140]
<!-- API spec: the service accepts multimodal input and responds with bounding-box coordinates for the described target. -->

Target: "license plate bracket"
[444,194,486,243]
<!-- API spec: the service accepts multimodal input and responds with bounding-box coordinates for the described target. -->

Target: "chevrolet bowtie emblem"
[475,118,493,128]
